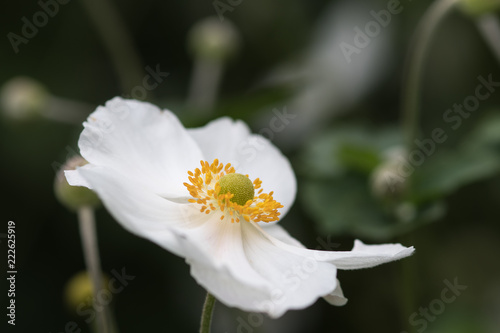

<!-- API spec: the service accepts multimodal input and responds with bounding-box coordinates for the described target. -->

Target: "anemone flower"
[66,97,414,318]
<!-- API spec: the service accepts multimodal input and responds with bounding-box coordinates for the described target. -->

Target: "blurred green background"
[1,0,500,332]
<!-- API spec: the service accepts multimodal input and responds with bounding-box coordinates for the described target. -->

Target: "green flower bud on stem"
[370,149,408,201]
[54,156,100,211]
[64,271,109,310]
[0,76,49,121]
[188,17,241,62]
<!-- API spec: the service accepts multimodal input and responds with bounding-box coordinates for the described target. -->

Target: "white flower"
[66,97,414,318]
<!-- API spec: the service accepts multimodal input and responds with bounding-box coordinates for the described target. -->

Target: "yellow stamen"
[183,159,283,223]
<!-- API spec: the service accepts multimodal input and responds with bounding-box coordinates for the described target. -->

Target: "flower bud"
[460,0,500,16]
[54,156,100,211]
[370,148,408,201]
[188,17,241,62]
[0,76,49,121]
[64,271,109,310]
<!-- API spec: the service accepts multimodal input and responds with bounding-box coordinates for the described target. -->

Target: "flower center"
[183,159,283,223]
[218,173,255,206]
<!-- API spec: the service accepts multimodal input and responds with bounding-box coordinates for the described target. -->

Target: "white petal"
[187,117,296,218]
[184,223,274,308]
[65,169,92,188]
[323,279,348,306]
[176,213,272,289]
[259,223,306,248]
[187,117,250,164]
[241,222,337,318]
[184,218,413,317]
[175,215,277,311]
[181,218,337,318]
[247,226,413,309]
[74,164,204,258]
[78,97,203,198]
[327,240,415,270]
[264,236,415,270]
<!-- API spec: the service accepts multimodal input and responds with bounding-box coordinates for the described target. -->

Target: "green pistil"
[218,173,255,206]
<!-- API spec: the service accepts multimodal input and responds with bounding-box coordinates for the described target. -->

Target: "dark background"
[1,0,500,332]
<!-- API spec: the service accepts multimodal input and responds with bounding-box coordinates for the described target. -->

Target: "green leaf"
[297,125,403,179]
[426,310,488,333]
[412,147,500,202]
[300,175,443,240]
[338,144,381,174]
[464,112,500,149]
[411,113,500,202]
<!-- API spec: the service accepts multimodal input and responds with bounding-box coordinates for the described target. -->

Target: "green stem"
[402,0,460,151]
[399,234,417,331]
[78,206,110,333]
[398,0,457,326]
[80,0,144,93]
[476,13,500,65]
[199,292,216,333]
[187,57,224,112]
[42,96,92,124]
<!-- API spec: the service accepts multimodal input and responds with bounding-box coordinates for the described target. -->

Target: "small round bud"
[218,173,255,206]
[188,17,241,62]
[460,0,500,16]
[370,148,408,201]
[0,76,49,121]
[54,156,100,211]
[64,271,109,310]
